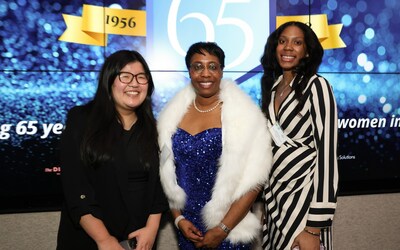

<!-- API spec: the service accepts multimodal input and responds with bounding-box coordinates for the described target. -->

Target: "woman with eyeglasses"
[57,50,168,250]
[158,42,272,249]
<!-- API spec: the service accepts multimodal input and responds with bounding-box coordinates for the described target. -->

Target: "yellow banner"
[276,14,346,50]
[59,4,146,46]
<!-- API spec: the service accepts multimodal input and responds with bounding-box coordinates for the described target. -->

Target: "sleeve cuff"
[69,205,103,227]
[306,202,336,227]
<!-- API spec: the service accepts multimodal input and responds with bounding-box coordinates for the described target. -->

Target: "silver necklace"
[279,79,290,97]
[279,76,295,97]
[279,83,291,97]
[193,99,222,113]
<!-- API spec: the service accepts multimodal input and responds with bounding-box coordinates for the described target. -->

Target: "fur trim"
[158,85,194,210]
[158,79,272,243]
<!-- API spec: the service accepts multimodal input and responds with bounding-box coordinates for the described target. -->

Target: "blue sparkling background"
[0,0,399,211]
[277,0,400,74]
[273,0,400,193]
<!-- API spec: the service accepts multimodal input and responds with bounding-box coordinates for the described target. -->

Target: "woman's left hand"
[128,226,157,250]
[194,226,227,249]
[291,230,320,250]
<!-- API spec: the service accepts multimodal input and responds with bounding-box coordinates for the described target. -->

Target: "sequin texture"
[172,127,250,249]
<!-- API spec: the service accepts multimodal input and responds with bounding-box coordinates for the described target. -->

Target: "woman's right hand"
[96,234,124,250]
[178,219,204,243]
[80,214,124,250]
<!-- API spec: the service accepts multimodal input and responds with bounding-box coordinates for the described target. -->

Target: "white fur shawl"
[157,79,272,243]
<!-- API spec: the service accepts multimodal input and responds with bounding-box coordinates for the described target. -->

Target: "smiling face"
[189,51,223,99]
[111,61,148,115]
[276,25,308,72]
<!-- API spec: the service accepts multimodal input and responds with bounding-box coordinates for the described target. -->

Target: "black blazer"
[57,105,168,250]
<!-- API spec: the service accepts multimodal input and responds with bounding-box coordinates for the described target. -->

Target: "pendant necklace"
[193,99,222,113]
[279,80,291,97]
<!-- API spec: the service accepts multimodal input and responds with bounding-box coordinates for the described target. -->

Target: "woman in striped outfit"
[260,21,339,250]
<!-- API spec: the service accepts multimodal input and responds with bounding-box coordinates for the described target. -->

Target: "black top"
[57,106,168,250]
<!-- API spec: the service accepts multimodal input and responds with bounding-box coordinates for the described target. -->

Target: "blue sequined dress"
[172,127,251,250]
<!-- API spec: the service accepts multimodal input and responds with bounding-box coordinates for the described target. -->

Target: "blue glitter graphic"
[0,0,399,211]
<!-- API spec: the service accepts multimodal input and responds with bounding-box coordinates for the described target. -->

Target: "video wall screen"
[0,0,399,212]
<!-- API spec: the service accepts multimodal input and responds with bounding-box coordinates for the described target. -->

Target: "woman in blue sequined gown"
[158,42,273,249]
[173,128,251,249]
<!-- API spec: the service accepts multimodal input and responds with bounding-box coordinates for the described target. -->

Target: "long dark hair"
[81,50,158,167]
[260,21,323,117]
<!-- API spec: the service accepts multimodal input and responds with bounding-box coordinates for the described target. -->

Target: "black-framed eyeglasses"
[118,72,149,85]
[190,62,221,74]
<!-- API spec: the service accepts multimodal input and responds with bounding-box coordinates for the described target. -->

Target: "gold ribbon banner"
[276,14,346,50]
[59,4,146,46]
